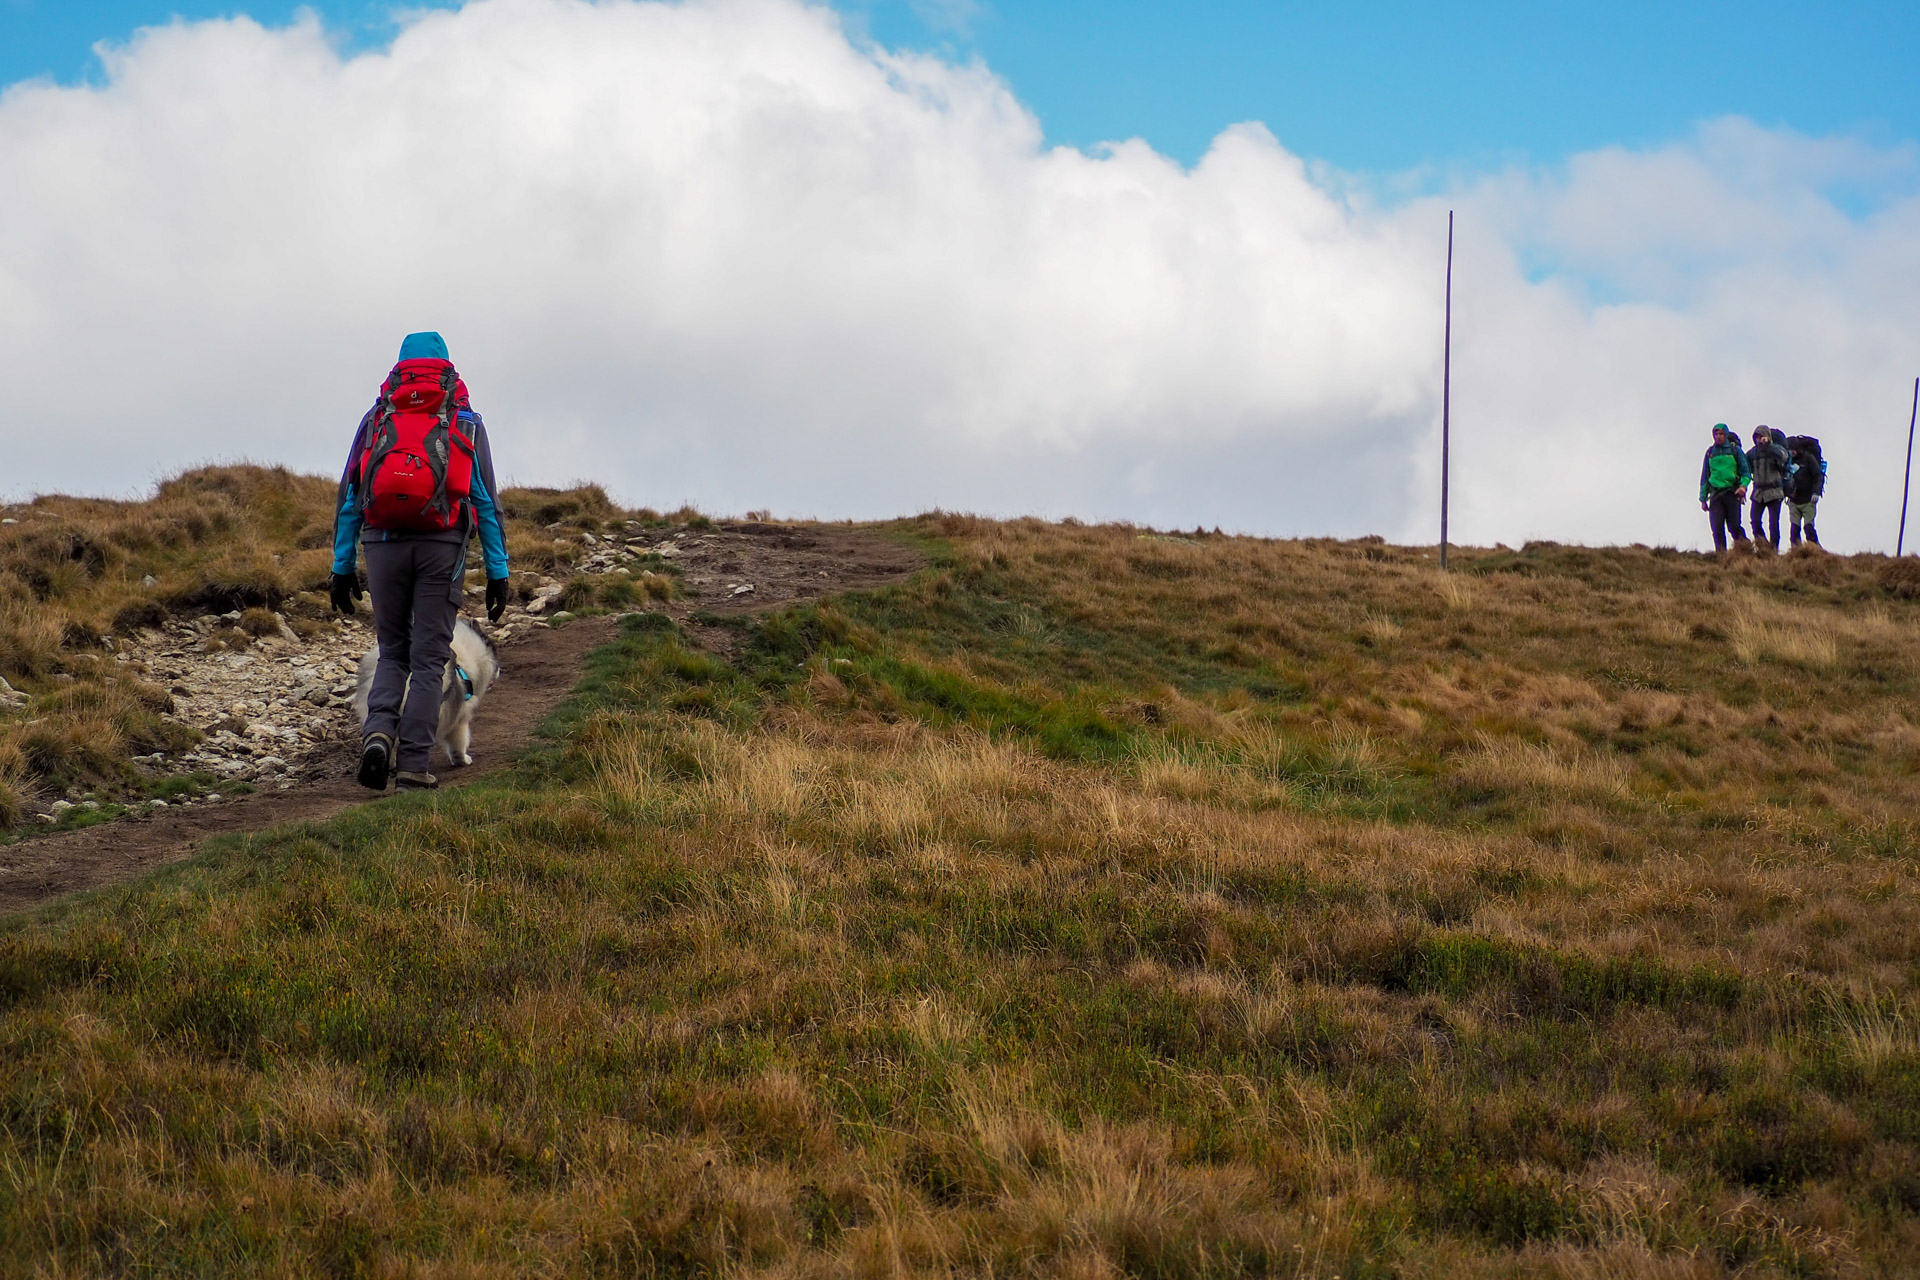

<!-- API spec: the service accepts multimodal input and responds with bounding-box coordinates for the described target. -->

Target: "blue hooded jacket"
[331,332,511,580]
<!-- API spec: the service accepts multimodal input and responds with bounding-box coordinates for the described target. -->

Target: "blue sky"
[7,0,1918,171]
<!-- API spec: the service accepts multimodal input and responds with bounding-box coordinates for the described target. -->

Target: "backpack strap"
[422,363,470,524]
[358,382,402,513]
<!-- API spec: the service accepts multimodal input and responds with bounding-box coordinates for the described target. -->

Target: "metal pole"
[1441,210,1453,570]
[1901,376,1918,556]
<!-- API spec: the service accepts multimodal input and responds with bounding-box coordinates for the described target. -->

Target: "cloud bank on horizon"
[1,0,1917,552]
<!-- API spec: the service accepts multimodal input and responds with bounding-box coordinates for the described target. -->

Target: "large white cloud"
[1,0,1916,551]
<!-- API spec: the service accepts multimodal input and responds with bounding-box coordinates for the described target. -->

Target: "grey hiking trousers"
[364,538,464,774]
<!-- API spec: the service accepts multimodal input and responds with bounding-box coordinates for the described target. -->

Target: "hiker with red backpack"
[330,332,511,792]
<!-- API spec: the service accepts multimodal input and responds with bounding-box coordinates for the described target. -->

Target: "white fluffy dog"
[351,618,500,768]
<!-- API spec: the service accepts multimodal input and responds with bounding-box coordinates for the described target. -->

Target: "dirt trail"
[0,523,921,915]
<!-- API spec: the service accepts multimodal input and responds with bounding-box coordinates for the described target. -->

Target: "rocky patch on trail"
[128,611,375,797]
[16,520,922,828]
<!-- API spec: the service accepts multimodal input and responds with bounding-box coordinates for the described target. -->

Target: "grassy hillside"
[4,515,1920,1276]
[0,466,674,824]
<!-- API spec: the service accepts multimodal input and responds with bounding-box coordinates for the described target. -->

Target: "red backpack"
[357,358,476,533]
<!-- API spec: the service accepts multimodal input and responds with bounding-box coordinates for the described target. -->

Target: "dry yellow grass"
[1726,589,1910,670]
[1457,735,1634,800]
[4,514,1920,1275]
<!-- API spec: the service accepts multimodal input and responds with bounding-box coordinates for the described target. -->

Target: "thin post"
[1441,210,1453,570]
[1901,376,1919,556]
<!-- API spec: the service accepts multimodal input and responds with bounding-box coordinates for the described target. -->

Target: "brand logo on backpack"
[358,358,477,534]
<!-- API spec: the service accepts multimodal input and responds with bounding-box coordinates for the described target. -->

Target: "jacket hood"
[397,332,449,362]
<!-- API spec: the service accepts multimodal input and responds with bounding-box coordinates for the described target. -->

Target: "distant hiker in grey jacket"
[1747,426,1790,552]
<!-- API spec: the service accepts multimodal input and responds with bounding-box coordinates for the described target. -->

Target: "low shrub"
[1878,556,1920,600]
[15,716,126,789]
[0,601,65,680]
[597,578,641,609]
[499,484,620,528]
[111,598,172,634]
[0,737,25,826]
[0,525,114,600]
[238,608,283,638]
[31,677,195,758]
[166,554,289,614]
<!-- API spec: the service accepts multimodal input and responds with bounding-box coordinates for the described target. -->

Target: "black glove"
[486,577,510,623]
[330,571,363,616]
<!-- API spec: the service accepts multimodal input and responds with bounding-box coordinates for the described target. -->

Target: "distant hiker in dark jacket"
[1787,436,1826,547]
[1747,426,1790,552]
[331,331,511,792]
[1700,423,1751,552]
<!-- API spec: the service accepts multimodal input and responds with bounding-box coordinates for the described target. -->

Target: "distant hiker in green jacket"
[1700,423,1751,552]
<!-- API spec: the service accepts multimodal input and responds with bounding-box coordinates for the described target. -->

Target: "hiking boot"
[357,733,392,790]
[393,770,439,792]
